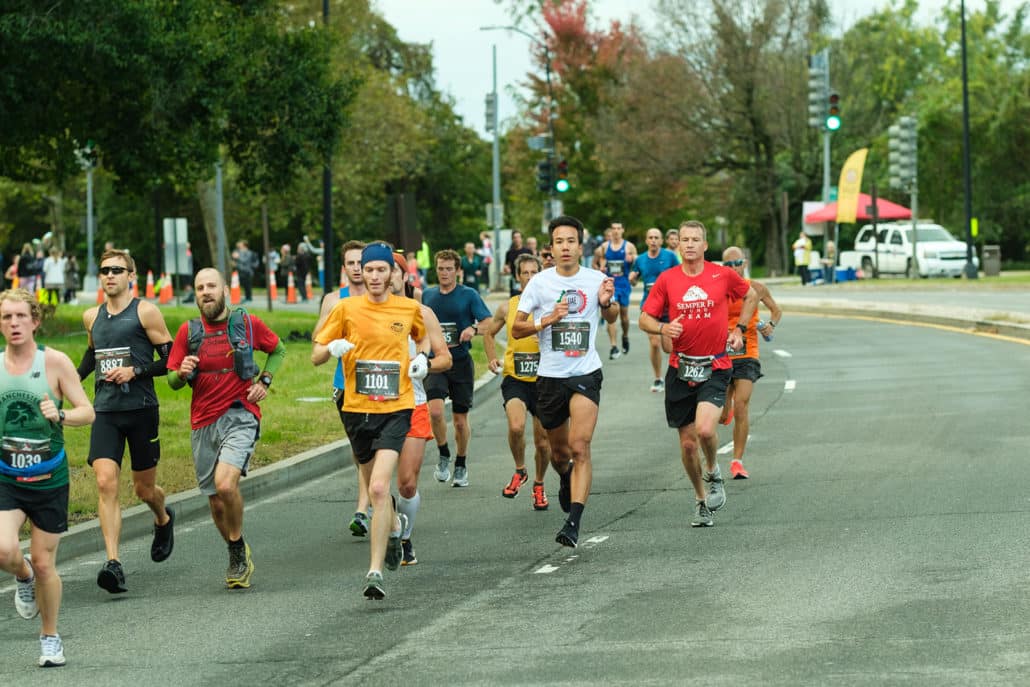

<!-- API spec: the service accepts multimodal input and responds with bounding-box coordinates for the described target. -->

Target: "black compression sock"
[568,503,584,529]
[438,443,451,458]
[455,455,467,468]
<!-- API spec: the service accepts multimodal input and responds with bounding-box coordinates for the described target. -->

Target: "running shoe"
[555,520,579,548]
[150,507,175,562]
[691,500,714,527]
[401,539,418,566]
[719,409,734,426]
[385,514,408,571]
[609,346,621,360]
[15,555,37,620]
[349,511,370,537]
[558,466,572,513]
[622,335,630,354]
[730,459,749,480]
[532,483,549,511]
[226,543,254,589]
[434,456,451,482]
[502,470,528,498]
[650,379,664,393]
[452,466,469,488]
[97,559,127,594]
[38,634,65,668]
[363,571,385,600]
[704,468,726,511]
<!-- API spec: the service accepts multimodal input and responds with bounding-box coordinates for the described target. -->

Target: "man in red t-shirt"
[167,268,286,589]
[639,221,757,528]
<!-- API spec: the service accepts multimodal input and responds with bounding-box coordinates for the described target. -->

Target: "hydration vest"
[185,308,260,383]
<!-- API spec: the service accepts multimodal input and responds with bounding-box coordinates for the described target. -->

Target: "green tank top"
[0,346,68,489]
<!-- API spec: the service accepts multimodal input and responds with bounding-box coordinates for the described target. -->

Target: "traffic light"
[808,58,827,128]
[826,92,841,131]
[536,159,554,193]
[554,159,570,193]
[888,115,917,190]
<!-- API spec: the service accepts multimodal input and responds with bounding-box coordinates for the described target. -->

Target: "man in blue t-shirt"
[421,249,491,488]
[630,228,680,392]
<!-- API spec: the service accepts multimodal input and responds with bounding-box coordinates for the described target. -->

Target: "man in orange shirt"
[312,243,445,599]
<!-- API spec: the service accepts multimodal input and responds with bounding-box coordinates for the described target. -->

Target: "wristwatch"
[736,323,747,333]
[58,410,66,425]
[259,373,273,387]
[132,365,143,378]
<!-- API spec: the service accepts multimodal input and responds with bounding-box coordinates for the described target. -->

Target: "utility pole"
[488,45,503,291]
[960,0,978,278]
[322,0,335,295]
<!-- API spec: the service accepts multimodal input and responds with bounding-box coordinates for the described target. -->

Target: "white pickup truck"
[839,222,978,278]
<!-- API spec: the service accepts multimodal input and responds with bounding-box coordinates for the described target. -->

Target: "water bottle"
[757,320,773,342]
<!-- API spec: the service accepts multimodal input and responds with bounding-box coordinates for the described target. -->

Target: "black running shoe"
[622,335,630,354]
[558,466,572,513]
[97,559,127,594]
[555,521,579,548]
[151,508,175,562]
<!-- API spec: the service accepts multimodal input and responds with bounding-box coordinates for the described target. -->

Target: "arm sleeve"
[137,342,172,378]
[262,339,287,376]
[77,347,96,381]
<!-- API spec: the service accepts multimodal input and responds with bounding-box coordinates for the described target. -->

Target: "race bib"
[607,260,624,277]
[513,352,540,378]
[552,321,590,357]
[440,322,460,347]
[355,360,401,400]
[676,355,714,384]
[96,346,131,377]
[2,436,51,476]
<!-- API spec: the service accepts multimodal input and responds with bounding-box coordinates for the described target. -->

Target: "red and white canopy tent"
[804,194,912,223]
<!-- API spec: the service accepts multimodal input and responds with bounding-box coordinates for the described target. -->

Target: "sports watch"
[259,373,273,387]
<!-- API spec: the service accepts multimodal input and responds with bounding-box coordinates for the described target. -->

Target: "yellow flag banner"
[835,148,869,224]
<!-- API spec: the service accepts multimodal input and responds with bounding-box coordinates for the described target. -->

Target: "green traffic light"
[555,179,570,193]
[826,115,841,131]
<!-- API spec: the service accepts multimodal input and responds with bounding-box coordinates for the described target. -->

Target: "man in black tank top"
[78,250,175,594]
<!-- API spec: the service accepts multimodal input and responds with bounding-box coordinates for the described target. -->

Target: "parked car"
[842,222,978,278]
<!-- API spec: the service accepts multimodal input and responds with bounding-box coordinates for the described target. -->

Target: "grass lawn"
[35,301,491,524]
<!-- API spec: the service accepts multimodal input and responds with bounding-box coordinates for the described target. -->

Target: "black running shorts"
[536,369,603,430]
[0,481,69,534]
[730,357,763,382]
[501,376,538,418]
[664,367,731,428]
[342,410,412,464]
[424,355,475,414]
[88,407,161,471]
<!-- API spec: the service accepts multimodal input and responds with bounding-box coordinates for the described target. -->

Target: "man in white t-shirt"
[512,215,617,548]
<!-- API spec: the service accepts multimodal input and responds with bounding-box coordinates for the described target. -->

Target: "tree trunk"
[196,179,220,275]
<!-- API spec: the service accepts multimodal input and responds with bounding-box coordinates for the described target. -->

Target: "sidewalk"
[47,275,1028,557]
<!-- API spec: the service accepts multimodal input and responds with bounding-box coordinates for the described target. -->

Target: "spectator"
[294,243,312,302]
[63,255,80,303]
[503,231,532,297]
[17,243,35,293]
[231,240,257,302]
[276,244,295,298]
[821,239,837,284]
[42,248,66,306]
[792,230,812,285]
[5,254,19,289]
[460,242,485,292]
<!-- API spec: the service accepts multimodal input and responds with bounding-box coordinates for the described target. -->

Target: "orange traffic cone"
[303,272,312,301]
[268,270,278,301]
[96,283,105,304]
[286,270,297,304]
[159,273,173,304]
[145,270,155,299]
[230,270,241,305]
[339,265,347,289]
[131,277,139,298]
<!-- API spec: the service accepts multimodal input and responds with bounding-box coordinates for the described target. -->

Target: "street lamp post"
[960,0,978,278]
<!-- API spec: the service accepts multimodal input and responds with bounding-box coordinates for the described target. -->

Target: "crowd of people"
[4,237,81,306]
[0,217,782,667]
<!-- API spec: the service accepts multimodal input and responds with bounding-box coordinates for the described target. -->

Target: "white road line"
[534,564,560,574]
[717,436,750,454]
[582,535,609,547]
[784,380,796,391]
[773,349,792,358]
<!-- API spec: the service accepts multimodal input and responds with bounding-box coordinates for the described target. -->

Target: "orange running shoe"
[502,470,528,498]
[720,409,734,426]
[730,459,749,479]
[532,483,549,511]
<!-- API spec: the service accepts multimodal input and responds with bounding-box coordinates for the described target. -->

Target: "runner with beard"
[167,269,286,588]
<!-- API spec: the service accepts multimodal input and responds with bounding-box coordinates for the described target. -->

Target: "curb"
[38,370,503,560]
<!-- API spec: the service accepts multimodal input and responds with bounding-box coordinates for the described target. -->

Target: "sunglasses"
[723,259,745,267]
[99,266,128,276]
[541,253,553,259]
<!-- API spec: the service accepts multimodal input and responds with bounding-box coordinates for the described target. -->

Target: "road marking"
[773,349,792,357]
[791,311,1030,346]
[717,437,750,454]
[534,564,560,574]
[582,535,609,547]
[532,534,609,574]
[784,380,796,391]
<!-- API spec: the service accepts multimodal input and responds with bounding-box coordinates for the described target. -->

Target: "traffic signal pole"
[490,45,503,291]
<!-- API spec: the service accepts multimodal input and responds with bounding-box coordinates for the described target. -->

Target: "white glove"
[408,353,429,380]
[327,338,355,358]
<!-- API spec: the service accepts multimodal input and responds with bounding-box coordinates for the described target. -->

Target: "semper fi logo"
[673,285,716,320]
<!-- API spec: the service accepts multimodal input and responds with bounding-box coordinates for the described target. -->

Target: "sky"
[373,0,1019,139]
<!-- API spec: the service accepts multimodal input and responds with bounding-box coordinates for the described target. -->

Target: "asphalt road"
[3,311,1030,685]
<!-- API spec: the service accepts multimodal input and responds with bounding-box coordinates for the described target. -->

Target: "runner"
[0,288,94,667]
[313,240,371,537]
[387,253,451,566]
[78,249,175,594]
[482,253,551,511]
[719,246,782,480]
[638,221,757,528]
[512,215,618,548]
[665,229,682,264]
[167,268,286,588]
[629,228,679,393]
[421,249,491,488]
[312,243,435,599]
[595,222,636,359]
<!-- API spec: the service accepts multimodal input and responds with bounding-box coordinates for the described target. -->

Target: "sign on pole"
[162,218,190,275]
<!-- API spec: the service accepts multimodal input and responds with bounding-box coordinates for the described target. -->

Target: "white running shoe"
[15,555,38,620]
[39,634,65,667]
